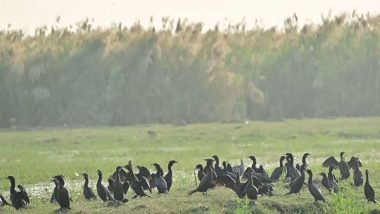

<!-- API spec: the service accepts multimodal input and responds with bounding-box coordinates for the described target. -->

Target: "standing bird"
[364,170,377,203]
[164,160,177,191]
[52,178,70,210]
[320,172,330,192]
[353,158,363,187]
[51,175,65,203]
[270,156,286,182]
[248,155,260,172]
[111,166,128,202]
[189,159,215,195]
[6,176,29,210]
[16,185,29,204]
[328,167,339,193]
[301,153,311,169]
[285,153,301,182]
[96,169,114,202]
[82,173,97,200]
[152,163,168,193]
[195,164,206,182]
[245,172,258,201]
[212,155,224,177]
[124,164,150,198]
[233,171,247,198]
[322,152,350,180]
[286,166,305,195]
[306,169,325,202]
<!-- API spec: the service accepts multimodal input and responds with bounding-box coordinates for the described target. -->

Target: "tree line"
[1,13,380,127]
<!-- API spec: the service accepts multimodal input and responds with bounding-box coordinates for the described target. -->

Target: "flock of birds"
[0,152,378,212]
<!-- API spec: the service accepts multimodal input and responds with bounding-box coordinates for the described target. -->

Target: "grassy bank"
[0,117,380,213]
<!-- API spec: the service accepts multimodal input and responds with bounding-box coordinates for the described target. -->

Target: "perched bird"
[364,169,377,203]
[52,178,70,210]
[82,173,97,200]
[0,194,11,207]
[306,169,325,202]
[286,165,305,195]
[152,163,168,193]
[270,156,286,182]
[96,169,114,202]
[6,176,29,210]
[353,158,363,187]
[189,159,215,195]
[164,160,178,191]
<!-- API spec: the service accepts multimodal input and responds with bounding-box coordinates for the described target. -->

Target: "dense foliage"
[1,13,380,127]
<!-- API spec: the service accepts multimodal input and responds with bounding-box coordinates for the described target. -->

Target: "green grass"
[0,117,380,213]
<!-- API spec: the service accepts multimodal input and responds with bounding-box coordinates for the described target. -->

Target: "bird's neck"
[9,180,15,192]
[308,174,313,184]
[84,177,89,187]
[365,173,369,183]
[97,174,102,183]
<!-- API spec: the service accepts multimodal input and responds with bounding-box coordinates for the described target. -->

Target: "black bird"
[6,176,28,210]
[301,153,311,169]
[285,153,301,182]
[353,158,363,187]
[271,156,286,182]
[222,161,228,173]
[51,175,65,203]
[364,169,377,203]
[52,178,70,210]
[234,171,247,198]
[189,159,215,195]
[327,167,339,193]
[82,173,97,200]
[17,185,29,204]
[322,152,350,180]
[347,156,362,169]
[136,166,152,192]
[124,164,150,198]
[320,172,330,192]
[245,172,258,201]
[248,155,259,172]
[152,163,168,193]
[96,169,114,202]
[286,165,305,195]
[195,164,206,182]
[112,166,128,202]
[164,160,177,191]
[306,169,325,202]
[0,194,10,207]
[257,165,267,175]
[212,155,224,177]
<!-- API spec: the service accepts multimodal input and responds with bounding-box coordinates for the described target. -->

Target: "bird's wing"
[17,185,30,204]
[322,156,339,167]
[213,174,236,189]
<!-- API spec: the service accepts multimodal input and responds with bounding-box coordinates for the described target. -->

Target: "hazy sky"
[1,0,380,33]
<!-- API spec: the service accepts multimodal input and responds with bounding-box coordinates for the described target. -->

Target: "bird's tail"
[188,189,197,195]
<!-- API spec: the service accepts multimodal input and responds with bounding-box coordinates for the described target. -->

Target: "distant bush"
[1,13,380,127]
